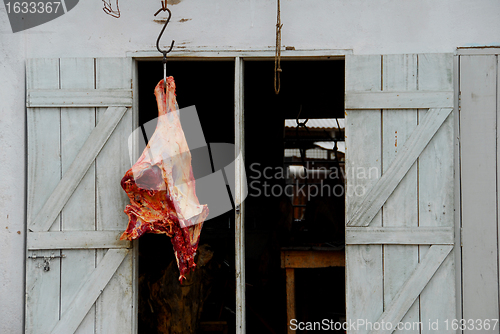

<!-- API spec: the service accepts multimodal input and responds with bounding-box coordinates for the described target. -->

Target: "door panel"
[26,57,135,334]
[345,54,455,333]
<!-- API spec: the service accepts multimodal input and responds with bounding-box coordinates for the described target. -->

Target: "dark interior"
[243,60,345,334]
[137,59,345,334]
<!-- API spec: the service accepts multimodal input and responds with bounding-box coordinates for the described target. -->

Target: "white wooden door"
[459,50,500,332]
[25,58,137,334]
[345,54,455,333]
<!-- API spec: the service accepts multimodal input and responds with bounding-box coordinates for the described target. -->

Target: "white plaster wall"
[1,0,500,332]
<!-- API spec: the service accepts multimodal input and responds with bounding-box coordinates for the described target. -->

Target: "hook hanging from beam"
[154,1,175,92]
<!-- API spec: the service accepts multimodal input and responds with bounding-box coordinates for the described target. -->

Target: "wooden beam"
[368,245,452,334]
[345,91,453,109]
[50,249,129,334]
[285,268,296,334]
[234,57,246,334]
[345,55,384,329]
[460,54,500,323]
[127,48,352,60]
[347,108,453,227]
[456,47,500,56]
[281,250,345,268]
[27,89,133,107]
[28,231,131,250]
[29,106,128,232]
[345,227,454,245]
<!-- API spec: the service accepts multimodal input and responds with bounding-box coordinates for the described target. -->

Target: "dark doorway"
[137,60,237,334]
[243,59,346,334]
[135,58,346,334]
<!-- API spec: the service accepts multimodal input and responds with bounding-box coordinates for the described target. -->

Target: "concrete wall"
[1,0,500,332]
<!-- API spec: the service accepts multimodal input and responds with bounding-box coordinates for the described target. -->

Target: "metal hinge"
[28,253,66,272]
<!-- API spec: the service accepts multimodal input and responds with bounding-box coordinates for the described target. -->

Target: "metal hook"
[154,4,175,56]
[295,105,309,128]
[154,1,175,94]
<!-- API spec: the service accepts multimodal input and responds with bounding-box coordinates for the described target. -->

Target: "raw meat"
[120,77,209,282]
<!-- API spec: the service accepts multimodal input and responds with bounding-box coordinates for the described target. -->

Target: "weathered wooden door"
[345,54,455,333]
[25,58,137,334]
[459,49,500,332]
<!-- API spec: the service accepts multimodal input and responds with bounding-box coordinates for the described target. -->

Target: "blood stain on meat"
[120,77,209,282]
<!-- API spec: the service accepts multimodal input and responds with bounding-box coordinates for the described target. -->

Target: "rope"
[274,0,282,94]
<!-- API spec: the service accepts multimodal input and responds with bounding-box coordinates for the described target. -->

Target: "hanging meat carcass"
[120,77,209,282]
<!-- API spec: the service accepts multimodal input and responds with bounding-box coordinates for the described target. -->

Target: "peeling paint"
[460,43,500,48]
[155,16,190,24]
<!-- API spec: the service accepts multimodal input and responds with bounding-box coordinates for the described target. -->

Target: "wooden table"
[280,247,345,334]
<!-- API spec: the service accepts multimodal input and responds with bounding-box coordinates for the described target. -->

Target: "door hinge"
[28,253,66,272]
